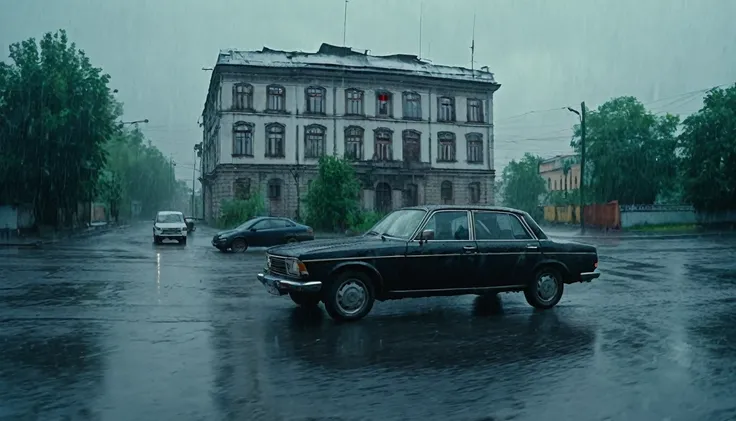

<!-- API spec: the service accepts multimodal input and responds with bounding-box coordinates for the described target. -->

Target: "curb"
[0,224,131,248]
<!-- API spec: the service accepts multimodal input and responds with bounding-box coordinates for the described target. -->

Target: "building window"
[441,181,453,205]
[304,124,326,159]
[266,84,286,112]
[437,96,455,122]
[265,123,285,158]
[305,86,326,114]
[375,91,393,117]
[344,126,364,160]
[268,178,282,200]
[402,91,422,120]
[232,83,253,110]
[233,178,251,200]
[469,182,481,204]
[574,176,578,188]
[232,122,254,157]
[466,133,483,164]
[402,130,421,163]
[548,178,552,190]
[467,98,484,123]
[373,128,393,161]
[554,180,557,190]
[437,132,456,162]
[345,88,364,115]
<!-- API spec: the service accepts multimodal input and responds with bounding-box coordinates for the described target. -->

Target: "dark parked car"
[257,205,601,322]
[212,216,314,252]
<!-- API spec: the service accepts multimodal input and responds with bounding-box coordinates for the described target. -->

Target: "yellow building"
[539,154,580,192]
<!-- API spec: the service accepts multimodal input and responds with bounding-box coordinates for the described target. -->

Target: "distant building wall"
[620,204,697,228]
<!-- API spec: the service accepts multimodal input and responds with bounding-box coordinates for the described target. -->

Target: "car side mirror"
[420,229,435,242]
[249,227,257,232]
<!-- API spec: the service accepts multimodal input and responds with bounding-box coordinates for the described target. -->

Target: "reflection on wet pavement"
[0,225,735,420]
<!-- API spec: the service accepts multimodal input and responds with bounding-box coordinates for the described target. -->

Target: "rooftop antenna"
[470,12,476,76]
[418,1,423,59]
[343,0,349,46]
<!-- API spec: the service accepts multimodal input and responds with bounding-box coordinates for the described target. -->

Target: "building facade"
[539,154,580,192]
[200,44,501,223]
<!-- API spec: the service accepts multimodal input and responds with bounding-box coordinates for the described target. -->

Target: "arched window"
[304,124,326,159]
[266,84,286,111]
[441,181,453,204]
[375,91,393,117]
[437,132,456,162]
[268,178,283,200]
[403,183,419,207]
[344,126,364,160]
[373,128,393,161]
[402,130,421,163]
[265,123,285,158]
[468,182,481,204]
[305,86,326,114]
[232,83,253,110]
[375,182,392,213]
[465,133,483,164]
[232,122,254,156]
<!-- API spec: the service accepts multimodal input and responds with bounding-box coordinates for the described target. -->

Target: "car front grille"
[268,255,289,276]
[162,229,180,235]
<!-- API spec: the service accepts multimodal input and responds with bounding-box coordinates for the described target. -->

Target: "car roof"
[403,205,529,215]
[157,211,183,215]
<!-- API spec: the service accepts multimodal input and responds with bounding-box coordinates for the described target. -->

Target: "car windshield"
[156,213,182,223]
[366,209,427,239]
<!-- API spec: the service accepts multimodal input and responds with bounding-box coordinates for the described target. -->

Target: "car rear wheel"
[231,238,248,253]
[287,237,298,244]
[524,267,564,309]
[323,271,375,322]
[289,292,320,307]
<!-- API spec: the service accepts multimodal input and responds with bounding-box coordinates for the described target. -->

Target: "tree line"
[501,86,736,215]
[0,30,179,228]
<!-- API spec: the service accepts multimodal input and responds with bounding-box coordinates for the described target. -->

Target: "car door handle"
[526,245,539,250]
[463,245,477,252]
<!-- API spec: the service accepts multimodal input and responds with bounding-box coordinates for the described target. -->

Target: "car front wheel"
[231,238,248,253]
[524,267,564,309]
[153,235,161,244]
[323,271,375,322]
[179,237,187,245]
[289,292,320,307]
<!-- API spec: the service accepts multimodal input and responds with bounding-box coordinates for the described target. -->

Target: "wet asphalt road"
[1,224,735,421]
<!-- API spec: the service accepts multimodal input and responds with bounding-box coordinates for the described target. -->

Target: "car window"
[270,219,291,228]
[422,211,470,241]
[473,212,532,240]
[156,213,183,223]
[367,209,427,239]
[253,219,275,230]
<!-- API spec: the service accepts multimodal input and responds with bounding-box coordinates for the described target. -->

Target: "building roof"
[540,153,578,164]
[215,43,498,85]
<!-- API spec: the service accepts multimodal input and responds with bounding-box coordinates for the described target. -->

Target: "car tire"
[154,235,161,244]
[287,237,298,244]
[289,292,320,307]
[323,270,375,322]
[524,267,564,310]
[231,238,248,253]
[179,237,187,245]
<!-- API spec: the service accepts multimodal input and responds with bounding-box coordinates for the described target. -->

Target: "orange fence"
[583,200,620,229]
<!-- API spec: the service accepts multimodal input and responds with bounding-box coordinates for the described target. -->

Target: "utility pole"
[579,101,587,234]
[191,146,196,217]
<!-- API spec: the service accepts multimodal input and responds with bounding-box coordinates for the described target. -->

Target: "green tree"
[571,97,679,205]
[304,155,361,231]
[0,30,118,226]
[679,84,736,211]
[501,153,546,217]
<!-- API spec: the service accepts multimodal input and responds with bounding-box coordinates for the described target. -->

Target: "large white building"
[200,43,500,223]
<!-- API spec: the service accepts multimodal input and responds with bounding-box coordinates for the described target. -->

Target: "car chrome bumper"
[580,269,601,282]
[157,232,186,237]
[257,272,322,296]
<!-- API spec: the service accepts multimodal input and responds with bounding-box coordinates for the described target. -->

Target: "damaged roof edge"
[215,43,498,84]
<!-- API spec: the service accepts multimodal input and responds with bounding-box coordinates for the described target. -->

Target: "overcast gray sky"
[2,0,735,189]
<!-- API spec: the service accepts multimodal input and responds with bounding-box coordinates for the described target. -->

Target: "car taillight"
[307,227,313,235]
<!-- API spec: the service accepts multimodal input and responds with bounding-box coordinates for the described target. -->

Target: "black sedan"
[257,205,601,322]
[212,217,314,252]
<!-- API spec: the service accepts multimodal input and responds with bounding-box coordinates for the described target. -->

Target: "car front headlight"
[154,226,162,232]
[286,258,308,276]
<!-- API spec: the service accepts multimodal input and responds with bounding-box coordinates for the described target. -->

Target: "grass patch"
[627,223,700,232]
